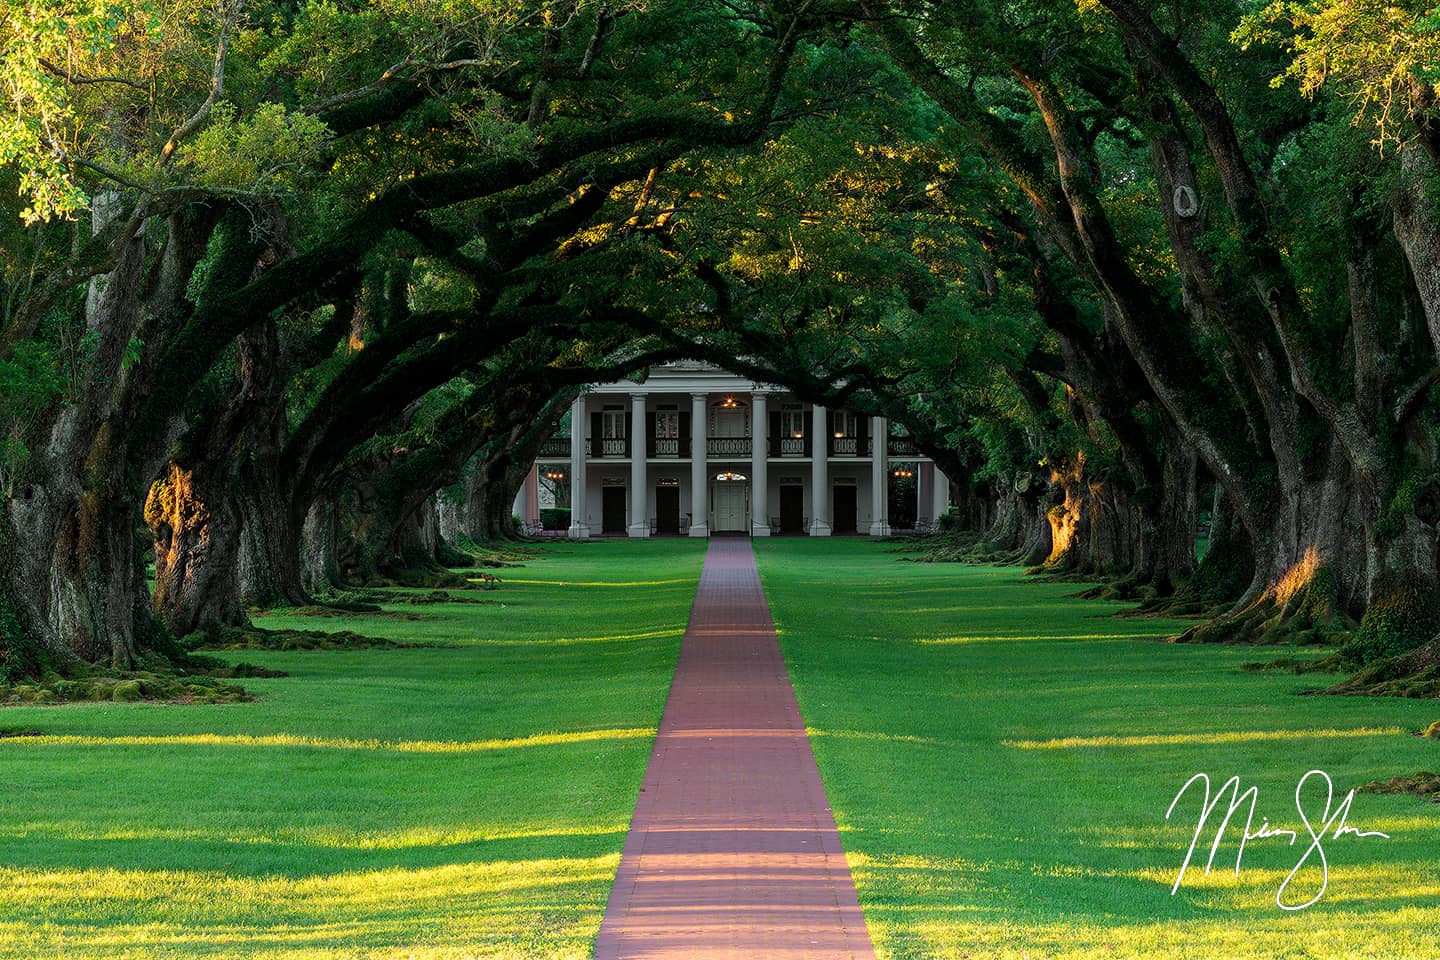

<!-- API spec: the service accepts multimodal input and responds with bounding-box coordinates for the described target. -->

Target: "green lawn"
[755,537,1440,960]
[5,536,1437,959]
[0,539,706,960]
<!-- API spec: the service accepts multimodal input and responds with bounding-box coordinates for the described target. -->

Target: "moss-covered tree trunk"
[300,498,341,596]
[1113,422,1199,600]
[147,462,246,637]
[236,459,311,608]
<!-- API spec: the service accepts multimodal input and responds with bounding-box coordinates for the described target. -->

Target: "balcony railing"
[651,437,687,458]
[707,437,751,457]
[887,436,919,456]
[593,437,629,458]
[558,432,919,460]
[830,436,870,456]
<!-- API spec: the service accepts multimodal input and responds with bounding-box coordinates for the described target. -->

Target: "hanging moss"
[0,590,40,685]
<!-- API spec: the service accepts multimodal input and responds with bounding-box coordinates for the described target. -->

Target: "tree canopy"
[3,0,1440,694]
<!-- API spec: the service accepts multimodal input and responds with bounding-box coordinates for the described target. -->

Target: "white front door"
[713,483,747,532]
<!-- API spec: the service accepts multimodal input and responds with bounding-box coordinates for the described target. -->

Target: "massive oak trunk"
[3,206,217,672]
[149,322,287,634]
[462,457,527,542]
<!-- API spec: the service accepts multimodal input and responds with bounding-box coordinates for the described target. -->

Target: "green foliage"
[178,102,331,195]
[0,335,65,492]
[1236,0,1440,151]
[0,0,151,220]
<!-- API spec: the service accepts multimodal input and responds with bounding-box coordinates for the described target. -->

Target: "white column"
[751,391,770,537]
[525,464,541,528]
[868,415,890,537]
[930,462,950,531]
[512,475,530,528]
[628,392,649,538]
[810,403,831,536]
[689,392,709,537]
[567,394,589,538]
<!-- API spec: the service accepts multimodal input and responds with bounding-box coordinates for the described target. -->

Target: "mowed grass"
[0,539,705,960]
[755,538,1440,960]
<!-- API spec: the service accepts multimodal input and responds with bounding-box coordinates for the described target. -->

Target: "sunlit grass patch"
[2,726,654,754]
[0,856,620,959]
[1004,726,1408,749]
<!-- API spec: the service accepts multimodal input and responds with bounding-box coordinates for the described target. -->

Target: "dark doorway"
[779,485,804,534]
[602,486,627,534]
[833,485,858,534]
[889,474,917,530]
[656,486,680,534]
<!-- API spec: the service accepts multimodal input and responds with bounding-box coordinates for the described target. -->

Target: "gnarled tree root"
[1357,771,1440,800]
[1318,638,1440,699]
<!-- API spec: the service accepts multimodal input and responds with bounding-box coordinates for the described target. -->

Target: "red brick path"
[593,537,876,959]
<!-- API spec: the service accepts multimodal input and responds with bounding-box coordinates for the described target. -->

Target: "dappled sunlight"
[850,851,1440,958]
[482,627,685,647]
[845,583,1034,598]
[916,632,1154,644]
[806,728,940,746]
[867,907,1440,960]
[497,578,695,587]
[0,527,698,960]
[1004,726,1406,749]
[0,727,654,754]
[0,821,629,852]
[1128,860,1440,901]
[1273,545,1322,607]
[0,856,618,959]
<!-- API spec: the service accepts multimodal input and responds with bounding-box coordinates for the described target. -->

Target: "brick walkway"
[593,537,876,959]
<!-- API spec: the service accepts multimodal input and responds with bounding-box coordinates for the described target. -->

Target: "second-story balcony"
[548,431,926,460]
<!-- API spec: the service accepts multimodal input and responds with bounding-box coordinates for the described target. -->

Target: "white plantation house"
[511,361,949,537]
